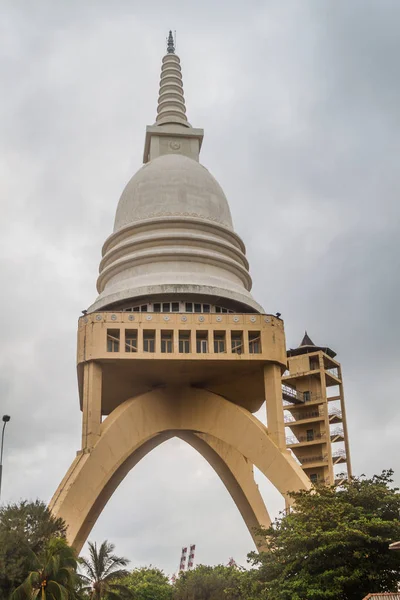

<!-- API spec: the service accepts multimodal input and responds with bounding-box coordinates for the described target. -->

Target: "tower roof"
[287,331,337,359]
[299,331,315,347]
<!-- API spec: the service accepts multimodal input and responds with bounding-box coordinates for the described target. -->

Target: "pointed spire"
[155,32,190,128]
[299,331,315,347]
[167,30,175,54]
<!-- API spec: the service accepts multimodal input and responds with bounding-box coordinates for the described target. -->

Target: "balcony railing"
[300,454,328,465]
[282,385,304,404]
[334,472,348,485]
[283,366,320,378]
[330,427,344,439]
[284,409,323,423]
[326,368,341,379]
[282,389,323,407]
[329,407,343,420]
[332,449,347,460]
[286,432,326,445]
[310,477,331,485]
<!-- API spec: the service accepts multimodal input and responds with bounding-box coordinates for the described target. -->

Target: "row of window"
[106,329,262,355]
[122,302,234,314]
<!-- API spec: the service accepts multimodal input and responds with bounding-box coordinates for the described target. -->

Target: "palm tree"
[11,537,79,600]
[79,541,130,600]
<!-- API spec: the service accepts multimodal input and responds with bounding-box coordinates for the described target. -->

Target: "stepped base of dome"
[88,282,264,314]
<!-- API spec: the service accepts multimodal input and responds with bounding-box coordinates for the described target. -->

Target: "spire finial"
[167,30,175,54]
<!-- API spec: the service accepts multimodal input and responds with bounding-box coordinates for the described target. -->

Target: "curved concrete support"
[182,432,271,546]
[50,387,310,552]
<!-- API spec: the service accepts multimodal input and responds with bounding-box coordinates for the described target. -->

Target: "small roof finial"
[167,30,175,54]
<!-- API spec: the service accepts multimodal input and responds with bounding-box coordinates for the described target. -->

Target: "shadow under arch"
[50,387,310,552]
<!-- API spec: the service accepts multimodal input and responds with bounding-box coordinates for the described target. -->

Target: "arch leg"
[181,432,271,546]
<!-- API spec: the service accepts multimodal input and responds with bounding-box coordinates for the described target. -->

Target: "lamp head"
[2,415,10,423]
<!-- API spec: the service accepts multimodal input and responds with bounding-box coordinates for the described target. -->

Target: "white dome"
[114,154,233,232]
[88,152,264,314]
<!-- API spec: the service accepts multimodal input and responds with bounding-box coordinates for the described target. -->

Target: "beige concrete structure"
[282,333,352,486]
[51,33,351,552]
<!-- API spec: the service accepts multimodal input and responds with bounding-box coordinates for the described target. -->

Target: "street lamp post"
[0,415,11,502]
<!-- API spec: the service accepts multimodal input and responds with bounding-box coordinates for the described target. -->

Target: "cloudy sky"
[1,0,399,574]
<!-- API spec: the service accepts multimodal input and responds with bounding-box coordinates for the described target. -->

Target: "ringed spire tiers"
[155,32,190,128]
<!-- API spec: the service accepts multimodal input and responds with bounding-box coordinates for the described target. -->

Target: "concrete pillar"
[319,365,335,483]
[81,362,102,450]
[339,377,352,477]
[264,363,286,449]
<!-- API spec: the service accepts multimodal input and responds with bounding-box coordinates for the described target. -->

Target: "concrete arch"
[50,387,310,552]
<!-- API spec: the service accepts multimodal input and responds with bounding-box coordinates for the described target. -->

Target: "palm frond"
[11,579,35,600]
[102,570,129,582]
[79,557,97,582]
[46,580,69,600]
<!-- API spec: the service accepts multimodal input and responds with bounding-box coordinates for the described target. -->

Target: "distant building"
[363,594,400,599]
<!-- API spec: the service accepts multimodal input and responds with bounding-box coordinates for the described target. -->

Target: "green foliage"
[172,564,255,600]
[119,567,172,600]
[10,537,79,600]
[79,541,130,600]
[248,470,400,600]
[0,500,67,600]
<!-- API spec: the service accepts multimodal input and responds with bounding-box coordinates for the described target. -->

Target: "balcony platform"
[78,311,287,414]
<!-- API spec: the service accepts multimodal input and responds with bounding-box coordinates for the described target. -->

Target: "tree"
[119,567,172,600]
[79,541,130,600]
[0,500,67,600]
[248,470,400,600]
[11,537,79,600]
[172,564,254,600]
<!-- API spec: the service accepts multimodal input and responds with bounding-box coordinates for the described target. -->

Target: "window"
[196,331,208,353]
[215,306,221,313]
[231,331,243,354]
[179,331,190,353]
[310,473,318,484]
[125,330,137,352]
[107,329,120,352]
[124,304,147,312]
[172,302,179,312]
[194,303,202,313]
[163,303,170,312]
[203,304,210,313]
[249,331,261,354]
[303,390,311,402]
[214,331,226,353]
[153,303,161,313]
[161,331,173,353]
[143,330,155,353]
[310,358,319,370]
[185,303,193,312]
[306,429,314,442]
